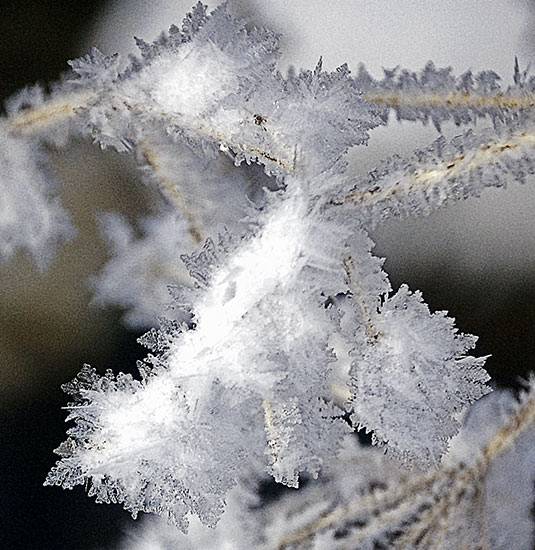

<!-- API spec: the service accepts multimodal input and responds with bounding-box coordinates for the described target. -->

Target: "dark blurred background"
[1,1,535,549]
[0,1,147,548]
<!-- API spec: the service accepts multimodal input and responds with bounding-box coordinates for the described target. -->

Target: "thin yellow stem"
[344,131,535,208]
[363,91,535,111]
[483,393,535,463]
[263,399,282,465]
[6,91,296,175]
[138,141,204,244]
[342,256,382,343]
[7,92,98,136]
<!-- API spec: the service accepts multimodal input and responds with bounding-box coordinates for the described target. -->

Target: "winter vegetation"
[2,2,535,548]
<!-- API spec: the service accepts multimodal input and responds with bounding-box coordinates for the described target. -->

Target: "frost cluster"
[0,119,74,269]
[116,380,535,549]
[43,3,491,527]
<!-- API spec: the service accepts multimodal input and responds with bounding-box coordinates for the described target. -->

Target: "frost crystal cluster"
[119,381,535,549]
[2,2,535,547]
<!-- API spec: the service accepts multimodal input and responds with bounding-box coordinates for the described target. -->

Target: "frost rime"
[28,1,529,531]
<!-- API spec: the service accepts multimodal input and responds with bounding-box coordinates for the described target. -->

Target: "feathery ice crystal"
[2,2,535,545]
[118,380,535,549]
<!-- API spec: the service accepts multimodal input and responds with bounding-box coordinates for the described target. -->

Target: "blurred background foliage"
[1,1,535,548]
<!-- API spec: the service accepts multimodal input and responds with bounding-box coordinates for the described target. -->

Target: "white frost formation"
[39,4,511,529]
[117,381,535,549]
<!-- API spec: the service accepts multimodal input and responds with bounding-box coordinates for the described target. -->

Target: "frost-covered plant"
[118,381,535,549]
[2,2,535,547]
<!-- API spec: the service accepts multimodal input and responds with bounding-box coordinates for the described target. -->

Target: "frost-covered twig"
[354,58,535,128]
[337,125,535,226]
[116,381,535,549]
[263,381,535,550]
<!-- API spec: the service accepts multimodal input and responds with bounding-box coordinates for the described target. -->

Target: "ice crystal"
[92,138,275,327]
[115,380,535,549]
[259,381,535,550]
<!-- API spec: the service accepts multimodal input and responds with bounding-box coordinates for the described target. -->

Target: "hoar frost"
[0,119,74,269]
[40,3,495,530]
[115,379,535,549]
